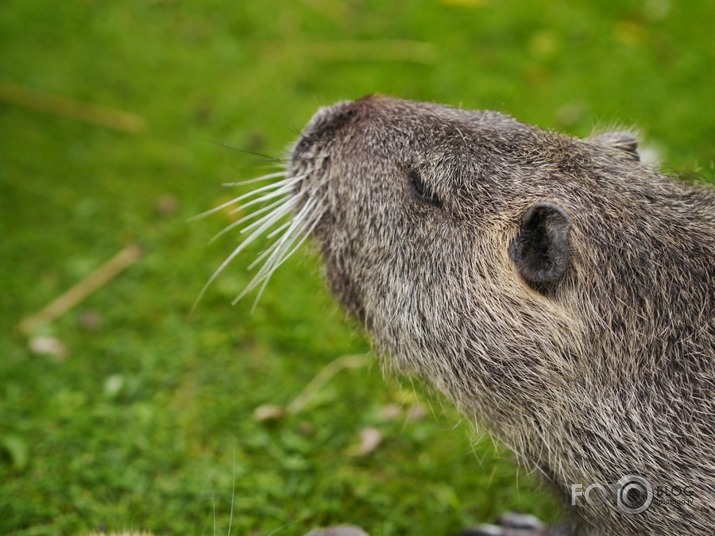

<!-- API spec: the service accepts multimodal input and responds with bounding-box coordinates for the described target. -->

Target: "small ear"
[592,131,640,161]
[510,202,572,285]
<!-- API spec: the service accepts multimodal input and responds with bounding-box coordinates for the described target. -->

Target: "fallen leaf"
[379,404,403,421]
[348,427,383,457]
[29,335,67,361]
[406,404,428,422]
[254,404,286,422]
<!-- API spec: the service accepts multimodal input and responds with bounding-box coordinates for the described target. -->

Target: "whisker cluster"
[193,167,322,311]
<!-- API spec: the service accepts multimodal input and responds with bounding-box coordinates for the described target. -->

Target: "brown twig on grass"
[0,81,146,133]
[287,353,371,415]
[18,244,143,335]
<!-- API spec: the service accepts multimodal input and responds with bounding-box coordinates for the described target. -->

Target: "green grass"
[1,1,713,534]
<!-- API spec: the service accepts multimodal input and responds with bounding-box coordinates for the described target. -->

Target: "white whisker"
[189,196,246,221]
[192,198,296,311]
[227,180,300,215]
[245,237,284,272]
[193,164,321,311]
[239,198,295,235]
[261,210,321,283]
[190,174,303,221]
[245,206,311,274]
[209,197,289,244]
[237,194,323,301]
[258,205,316,272]
[246,221,295,271]
[221,170,286,187]
[247,206,324,309]
[232,200,316,304]
[228,175,302,205]
[234,196,289,225]
[266,219,293,240]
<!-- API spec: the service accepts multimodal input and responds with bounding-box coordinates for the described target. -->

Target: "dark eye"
[409,170,442,207]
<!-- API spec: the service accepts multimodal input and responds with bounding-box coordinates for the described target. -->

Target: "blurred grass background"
[1,1,713,535]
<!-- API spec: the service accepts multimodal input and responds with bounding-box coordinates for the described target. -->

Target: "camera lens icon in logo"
[617,475,654,515]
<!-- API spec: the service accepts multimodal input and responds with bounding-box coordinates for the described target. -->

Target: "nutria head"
[210,95,714,534]
[282,95,715,534]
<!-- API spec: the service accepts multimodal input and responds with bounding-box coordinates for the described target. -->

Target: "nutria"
[212,96,714,535]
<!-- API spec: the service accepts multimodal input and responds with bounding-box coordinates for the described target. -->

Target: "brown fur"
[261,96,713,534]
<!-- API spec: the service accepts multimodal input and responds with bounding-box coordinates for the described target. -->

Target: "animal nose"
[300,102,359,148]
[294,95,389,154]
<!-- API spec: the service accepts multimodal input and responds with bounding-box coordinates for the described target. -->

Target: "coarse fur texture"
[221,96,714,535]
